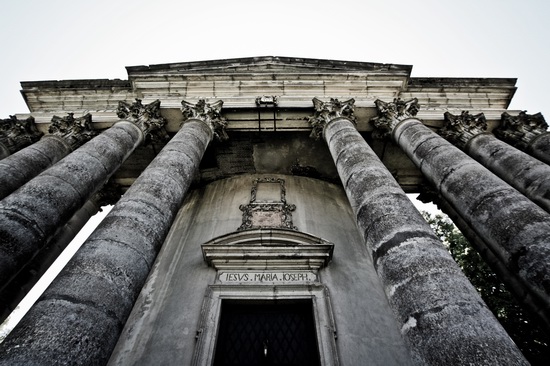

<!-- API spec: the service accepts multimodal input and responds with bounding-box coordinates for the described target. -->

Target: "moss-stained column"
[373,98,550,323]
[0,115,43,159]
[0,100,166,299]
[494,111,550,165]
[0,113,97,200]
[0,99,227,366]
[311,98,527,365]
[439,111,550,213]
[0,181,123,323]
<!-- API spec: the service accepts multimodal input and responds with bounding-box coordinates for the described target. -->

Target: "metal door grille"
[213,300,320,366]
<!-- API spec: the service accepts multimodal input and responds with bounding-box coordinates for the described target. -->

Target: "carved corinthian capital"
[117,99,169,142]
[181,99,228,141]
[49,113,98,150]
[309,97,355,140]
[0,115,43,154]
[494,111,548,150]
[438,111,488,150]
[371,98,419,139]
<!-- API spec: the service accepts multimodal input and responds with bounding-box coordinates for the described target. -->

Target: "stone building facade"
[0,56,549,365]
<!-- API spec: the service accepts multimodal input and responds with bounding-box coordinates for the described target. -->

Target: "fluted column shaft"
[391,117,550,311]
[313,98,527,365]
[0,136,72,200]
[440,111,550,214]
[0,121,143,290]
[0,100,222,365]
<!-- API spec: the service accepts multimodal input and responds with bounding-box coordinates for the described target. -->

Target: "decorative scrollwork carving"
[438,111,488,149]
[0,115,43,154]
[238,177,297,231]
[117,99,168,142]
[495,111,548,150]
[371,98,419,139]
[49,113,98,150]
[309,98,355,140]
[181,99,228,141]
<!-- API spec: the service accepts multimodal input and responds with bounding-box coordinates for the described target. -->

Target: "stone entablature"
[18,57,517,125]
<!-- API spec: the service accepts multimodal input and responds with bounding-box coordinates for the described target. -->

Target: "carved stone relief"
[495,111,548,150]
[371,98,419,139]
[0,115,43,153]
[238,178,297,231]
[117,99,169,142]
[439,111,488,149]
[181,99,228,141]
[49,113,98,150]
[309,97,356,140]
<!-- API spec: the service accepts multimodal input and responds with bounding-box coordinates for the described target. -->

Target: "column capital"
[494,111,548,150]
[181,99,228,141]
[439,111,488,149]
[371,98,419,139]
[117,99,169,142]
[309,97,355,140]
[48,113,98,150]
[0,115,43,154]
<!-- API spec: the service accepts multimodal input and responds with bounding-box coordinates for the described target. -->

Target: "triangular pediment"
[127,56,412,77]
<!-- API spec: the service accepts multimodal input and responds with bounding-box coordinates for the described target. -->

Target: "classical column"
[0,115,43,159]
[495,111,550,165]
[439,111,550,213]
[418,186,550,334]
[0,181,123,323]
[0,113,97,200]
[0,99,166,297]
[0,99,227,365]
[310,98,527,365]
[373,98,550,319]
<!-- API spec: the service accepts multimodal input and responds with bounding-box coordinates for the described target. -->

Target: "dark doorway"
[213,300,321,366]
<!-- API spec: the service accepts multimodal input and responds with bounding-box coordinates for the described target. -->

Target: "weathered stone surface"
[0,121,144,314]
[0,136,72,200]
[466,133,550,213]
[495,111,550,165]
[0,116,43,158]
[0,107,215,364]
[49,113,98,150]
[315,99,527,365]
[392,117,550,314]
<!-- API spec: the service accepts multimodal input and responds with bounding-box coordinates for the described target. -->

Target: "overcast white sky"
[0,0,549,118]
[1,0,549,339]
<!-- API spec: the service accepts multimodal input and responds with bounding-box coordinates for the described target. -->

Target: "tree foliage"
[423,212,550,365]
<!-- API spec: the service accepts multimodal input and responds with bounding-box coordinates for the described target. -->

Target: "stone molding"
[0,115,43,154]
[48,113,98,150]
[181,99,228,141]
[309,97,356,140]
[116,99,169,142]
[371,98,419,139]
[238,177,297,231]
[495,111,548,150]
[439,111,488,150]
[201,228,334,270]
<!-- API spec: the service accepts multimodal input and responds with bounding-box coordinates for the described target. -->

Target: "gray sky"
[0,0,549,118]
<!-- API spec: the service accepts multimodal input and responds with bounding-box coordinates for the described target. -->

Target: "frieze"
[117,99,169,142]
[49,113,98,150]
[309,97,355,140]
[371,98,419,139]
[181,99,228,141]
[0,115,43,154]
